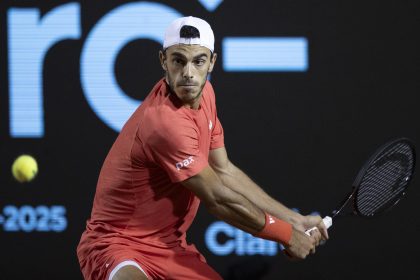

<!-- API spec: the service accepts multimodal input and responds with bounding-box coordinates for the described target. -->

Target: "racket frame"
[306,138,416,236]
[351,138,416,218]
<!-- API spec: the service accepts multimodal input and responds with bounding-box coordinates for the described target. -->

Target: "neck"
[184,94,202,110]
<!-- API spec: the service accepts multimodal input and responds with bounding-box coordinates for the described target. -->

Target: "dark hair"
[180,25,200,39]
[162,48,214,60]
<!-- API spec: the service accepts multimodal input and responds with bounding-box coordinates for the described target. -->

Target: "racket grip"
[282,216,332,257]
[305,216,332,236]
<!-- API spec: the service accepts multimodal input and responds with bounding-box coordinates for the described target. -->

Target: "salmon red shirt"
[77,78,224,268]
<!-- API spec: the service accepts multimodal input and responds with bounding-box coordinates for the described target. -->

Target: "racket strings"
[358,162,408,212]
[356,143,414,216]
[358,168,410,215]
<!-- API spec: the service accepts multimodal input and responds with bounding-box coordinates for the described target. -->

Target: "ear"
[159,50,167,71]
[208,53,217,73]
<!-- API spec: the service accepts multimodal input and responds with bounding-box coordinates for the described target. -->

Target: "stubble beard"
[166,71,208,106]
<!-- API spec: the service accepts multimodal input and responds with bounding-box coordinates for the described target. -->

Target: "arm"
[209,147,301,224]
[208,147,329,240]
[182,165,265,234]
[182,163,320,259]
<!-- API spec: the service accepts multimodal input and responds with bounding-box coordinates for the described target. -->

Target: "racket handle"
[305,216,332,236]
[282,216,332,257]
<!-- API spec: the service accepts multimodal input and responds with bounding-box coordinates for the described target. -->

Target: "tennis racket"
[306,137,416,235]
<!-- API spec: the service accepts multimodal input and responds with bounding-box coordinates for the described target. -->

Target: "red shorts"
[78,240,222,280]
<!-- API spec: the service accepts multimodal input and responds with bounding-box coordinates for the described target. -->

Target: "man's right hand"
[283,227,318,259]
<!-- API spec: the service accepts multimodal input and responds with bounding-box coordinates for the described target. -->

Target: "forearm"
[216,162,303,225]
[206,186,294,246]
[182,165,265,234]
[205,186,265,234]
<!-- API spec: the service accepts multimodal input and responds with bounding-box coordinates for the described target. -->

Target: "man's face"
[159,44,217,109]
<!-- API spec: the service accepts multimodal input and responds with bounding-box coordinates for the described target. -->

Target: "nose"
[183,63,193,79]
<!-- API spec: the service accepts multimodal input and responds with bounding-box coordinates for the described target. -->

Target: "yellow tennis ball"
[12,155,38,183]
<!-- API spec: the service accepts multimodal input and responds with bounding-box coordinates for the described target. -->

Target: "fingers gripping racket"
[306,138,416,235]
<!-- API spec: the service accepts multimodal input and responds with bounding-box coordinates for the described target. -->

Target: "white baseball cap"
[163,16,215,52]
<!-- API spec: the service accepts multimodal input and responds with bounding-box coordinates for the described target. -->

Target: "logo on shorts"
[209,120,213,130]
[268,215,275,224]
[176,156,194,170]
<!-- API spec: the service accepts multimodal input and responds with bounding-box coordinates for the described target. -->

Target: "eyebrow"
[171,52,209,60]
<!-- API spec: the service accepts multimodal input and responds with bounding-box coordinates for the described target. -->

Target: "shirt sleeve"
[144,117,208,183]
[210,116,224,150]
[205,80,225,150]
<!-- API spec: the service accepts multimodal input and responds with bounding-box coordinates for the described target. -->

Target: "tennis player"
[77,16,329,280]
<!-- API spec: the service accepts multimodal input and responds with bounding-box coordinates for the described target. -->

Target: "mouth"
[178,84,198,90]
[179,84,197,87]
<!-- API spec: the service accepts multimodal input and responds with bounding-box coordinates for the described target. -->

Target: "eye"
[173,58,184,65]
[195,59,206,66]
